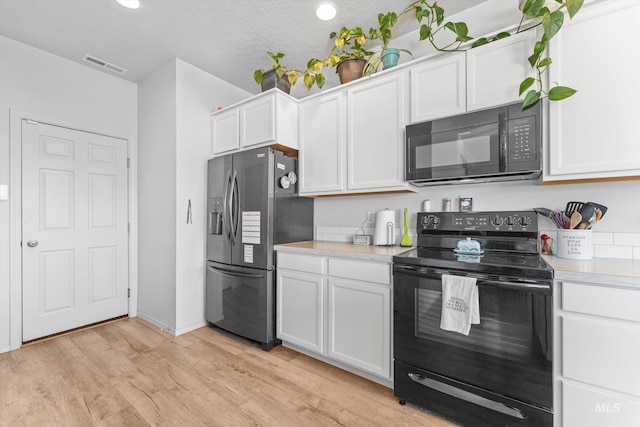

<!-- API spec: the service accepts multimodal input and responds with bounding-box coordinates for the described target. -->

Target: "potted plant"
[254,52,327,92]
[309,26,375,85]
[253,51,297,94]
[364,11,413,75]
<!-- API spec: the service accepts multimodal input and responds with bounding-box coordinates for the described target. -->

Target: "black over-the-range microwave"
[405,101,542,186]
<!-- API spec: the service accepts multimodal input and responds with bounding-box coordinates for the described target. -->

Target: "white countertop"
[275,241,640,288]
[543,255,640,288]
[275,241,413,262]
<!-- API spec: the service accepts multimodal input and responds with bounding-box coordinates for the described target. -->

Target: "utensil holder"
[556,229,593,260]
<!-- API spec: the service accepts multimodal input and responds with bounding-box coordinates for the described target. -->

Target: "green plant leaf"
[549,86,577,100]
[472,37,489,48]
[528,40,547,67]
[522,0,545,17]
[419,24,432,41]
[316,73,325,89]
[492,32,511,41]
[566,0,584,18]
[519,77,536,96]
[523,90,541,108]
[307,58,323,71]
[414,7,429,23]
[435,5,445,26]
[543,10,564,40]
[538,57,552,68]
[275,67,286,78]
[287,71,298,86]
[303,73,314,90]
[254,69,263,85]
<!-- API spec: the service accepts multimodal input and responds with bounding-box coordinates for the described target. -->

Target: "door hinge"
[25,119,39,125]
[127,158,130,168]
[127,288,131,298]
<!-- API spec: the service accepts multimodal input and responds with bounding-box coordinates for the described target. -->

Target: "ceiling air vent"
[82,54,127,75]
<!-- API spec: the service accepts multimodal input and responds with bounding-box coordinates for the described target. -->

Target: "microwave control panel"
[508,116,537,162]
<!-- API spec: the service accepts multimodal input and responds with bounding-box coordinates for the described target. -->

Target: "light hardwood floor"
[0,318,458,426]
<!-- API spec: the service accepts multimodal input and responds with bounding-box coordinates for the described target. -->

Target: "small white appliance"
[373,209,396,246]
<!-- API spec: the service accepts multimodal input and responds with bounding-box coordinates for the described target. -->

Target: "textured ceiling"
[0,0,484,97]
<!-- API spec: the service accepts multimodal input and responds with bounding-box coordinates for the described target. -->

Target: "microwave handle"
[498,112,508,172]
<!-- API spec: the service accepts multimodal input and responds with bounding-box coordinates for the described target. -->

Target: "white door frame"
[9,109,138,351]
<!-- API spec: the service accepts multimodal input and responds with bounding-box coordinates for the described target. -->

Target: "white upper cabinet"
[466,30,536,112]
[210,89,299,156]
[211,108,240,154]
[239,94,275,148]
[299,73,411,196]
[299,92,346,195]
[347,73,408,191]
[545,2,640,182]
[410,52,466,123]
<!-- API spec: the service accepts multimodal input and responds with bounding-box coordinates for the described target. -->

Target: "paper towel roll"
[374,209,395,246]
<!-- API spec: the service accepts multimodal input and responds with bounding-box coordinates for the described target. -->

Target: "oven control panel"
[419,211,538,232]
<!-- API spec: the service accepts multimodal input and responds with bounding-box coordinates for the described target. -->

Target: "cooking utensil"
[569,211,582,229]
[574,202,598,229]
[534,207,566,229]
[587,202,608,219]
[564,201,584,216]
[400,208,412,247]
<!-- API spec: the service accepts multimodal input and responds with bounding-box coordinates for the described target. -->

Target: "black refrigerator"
[205,147,313,350]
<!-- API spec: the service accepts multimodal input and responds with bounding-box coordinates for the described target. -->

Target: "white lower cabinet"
[327,278,391,379]
[555,280,640,427]
[276,251,392,383]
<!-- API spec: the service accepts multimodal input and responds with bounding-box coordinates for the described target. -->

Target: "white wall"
[137,58,250,335]
[175,59,249,334]
[0,36,137,352]
[137,60,178,331]
[314,179,640,234]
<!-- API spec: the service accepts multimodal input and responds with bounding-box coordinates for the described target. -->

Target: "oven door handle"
[408,373,527,420]
[394,264,551,294]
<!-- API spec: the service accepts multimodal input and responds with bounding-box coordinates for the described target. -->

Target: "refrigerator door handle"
[223,169,232,246]
[230,169,239,244]
[207,265,263,279]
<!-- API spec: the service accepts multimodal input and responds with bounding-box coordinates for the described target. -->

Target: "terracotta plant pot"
[260,69,291,94]
[336,59,366,84]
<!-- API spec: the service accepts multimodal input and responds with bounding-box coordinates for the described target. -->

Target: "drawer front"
[562,282,640,322]
[328,258,390,285]
[562,316,640,396]
[562,381,640,427]
[277,252,325,275]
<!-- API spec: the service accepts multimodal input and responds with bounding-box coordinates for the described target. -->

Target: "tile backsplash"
[316,226,640,260]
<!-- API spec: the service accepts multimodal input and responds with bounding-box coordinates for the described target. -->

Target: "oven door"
[393,264,553,410]
[406,111,505,182]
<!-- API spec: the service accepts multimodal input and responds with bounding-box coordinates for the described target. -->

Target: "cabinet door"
[276,269,324,353]
[240,95,275,148]
[546,2,640,181]
[299,92,346,195]
[466,31,536,111]
[211,108,240,154]
[561,315,640,397]
[562,382,640,427]
[327,278,391,379]
[410,53,466,123]
[347,73,406,190]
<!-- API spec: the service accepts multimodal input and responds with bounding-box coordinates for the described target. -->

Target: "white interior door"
[21,120,129,341]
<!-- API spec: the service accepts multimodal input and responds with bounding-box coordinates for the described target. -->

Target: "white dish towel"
[440,274,480,335]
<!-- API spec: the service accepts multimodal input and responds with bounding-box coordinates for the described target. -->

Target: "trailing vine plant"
[410,0,584,108]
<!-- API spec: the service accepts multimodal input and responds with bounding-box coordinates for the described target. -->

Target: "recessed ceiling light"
[116,0,140,9]
[316,2,337,21]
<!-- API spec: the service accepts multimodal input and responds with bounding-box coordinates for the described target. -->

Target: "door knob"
[26,240,38,247]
